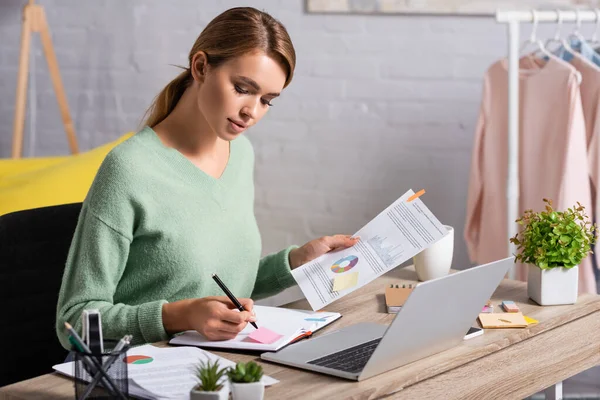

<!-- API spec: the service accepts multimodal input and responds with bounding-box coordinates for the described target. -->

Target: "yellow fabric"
[0,133,134,216]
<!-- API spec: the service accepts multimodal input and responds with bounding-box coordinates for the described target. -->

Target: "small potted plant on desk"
[190,360,229,400]
[510,198,597,305]
[226,361,265,400]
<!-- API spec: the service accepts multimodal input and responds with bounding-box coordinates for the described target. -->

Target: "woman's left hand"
[289,234,360,269]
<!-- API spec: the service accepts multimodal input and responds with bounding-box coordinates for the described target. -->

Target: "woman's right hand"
[162,296,256,341]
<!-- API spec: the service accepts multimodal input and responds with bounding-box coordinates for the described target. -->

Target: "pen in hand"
[212,273,258,329]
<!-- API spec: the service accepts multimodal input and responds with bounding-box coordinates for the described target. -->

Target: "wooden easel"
[11,0,79,159]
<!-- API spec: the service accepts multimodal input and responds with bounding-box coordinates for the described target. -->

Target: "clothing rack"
[495,9,600,281]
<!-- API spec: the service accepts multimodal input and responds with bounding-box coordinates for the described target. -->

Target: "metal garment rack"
[494,11,600,398]
[495,10,600,282]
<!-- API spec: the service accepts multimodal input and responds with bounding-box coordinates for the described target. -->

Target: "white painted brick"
[417,34,506,57]
[254,165,319,191]
[291,32,349,55]
[426,17,499,35]
[308,119,394,146]
[342,34,402,53]
[268,97,332,122]
[49,28,91,52]
[380,56,455,79]
[0,48,21,67]
[117,94,153,116]
[453,56,496,80]
[346,79,482,102]
[304,213,368,240]
[307,56,379,79]
[387,101,479,127]
[301,15,366,34]
[248,119,310,143]
[364,15,429,34]
[254,209,307,234]
[329,100,387,122]
[252,138,318,166]
[286,75,345,99]
[262,187,328,214]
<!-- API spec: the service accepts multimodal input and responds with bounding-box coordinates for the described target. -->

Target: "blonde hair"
[143,7,296,128]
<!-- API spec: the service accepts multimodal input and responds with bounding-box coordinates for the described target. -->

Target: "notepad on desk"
[385,284,414,314]
[478,312,528,328]
[169,305,342,351]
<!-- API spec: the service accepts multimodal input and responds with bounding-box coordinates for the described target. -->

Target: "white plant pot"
[413,225,454,281]
[230,381,264,400]
[527,264,579,305]
[190,385,229,400]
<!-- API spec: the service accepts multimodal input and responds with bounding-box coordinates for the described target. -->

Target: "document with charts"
[292,189,448,310]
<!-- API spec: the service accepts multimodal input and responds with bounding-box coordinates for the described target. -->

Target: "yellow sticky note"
[333,272,359,292]
[524,315,538,325]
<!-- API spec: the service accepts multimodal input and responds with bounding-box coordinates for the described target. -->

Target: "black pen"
[212,273,258,329]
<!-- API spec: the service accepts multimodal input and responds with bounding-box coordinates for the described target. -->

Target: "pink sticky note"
[248,327,282,344]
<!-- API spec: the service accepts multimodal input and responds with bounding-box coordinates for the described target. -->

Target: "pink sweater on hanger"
[570,53,600,273]
[464,55,596,294]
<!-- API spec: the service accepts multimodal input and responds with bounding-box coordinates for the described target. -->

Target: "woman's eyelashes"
[234,84,273,106]
[234,84,248,95]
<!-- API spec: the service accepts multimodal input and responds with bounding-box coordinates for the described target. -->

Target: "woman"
[55,7,358,350]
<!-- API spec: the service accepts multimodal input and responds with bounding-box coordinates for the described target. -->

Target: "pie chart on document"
[331,255,359,273]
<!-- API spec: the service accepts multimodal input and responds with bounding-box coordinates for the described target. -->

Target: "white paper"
[292,189,448,310]
[170,305,341,351]
[53,344,278,400]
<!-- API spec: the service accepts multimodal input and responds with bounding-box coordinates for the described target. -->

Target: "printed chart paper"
[53,345,278,400]
[292,189,447,310]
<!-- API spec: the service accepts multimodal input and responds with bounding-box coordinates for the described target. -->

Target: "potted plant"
[190,359,229,400]
[226,361,265,400]
[510,198,597,305]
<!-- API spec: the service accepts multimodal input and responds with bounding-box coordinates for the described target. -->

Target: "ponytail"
[143,68,192,128]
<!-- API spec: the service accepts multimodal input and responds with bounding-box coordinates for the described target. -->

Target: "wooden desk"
[2,266,600,400]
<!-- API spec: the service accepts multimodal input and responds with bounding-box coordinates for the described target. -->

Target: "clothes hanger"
[588,9,600,49]
[565,9,588,50]
[543,9,577,58]
[520,10,553,59]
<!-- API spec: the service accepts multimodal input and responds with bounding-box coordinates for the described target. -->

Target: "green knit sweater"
[55,127,298,350]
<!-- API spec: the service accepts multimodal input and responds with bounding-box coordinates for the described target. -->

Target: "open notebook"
[169,306,342,351]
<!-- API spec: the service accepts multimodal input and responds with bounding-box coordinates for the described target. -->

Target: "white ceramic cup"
[413,225,454,281]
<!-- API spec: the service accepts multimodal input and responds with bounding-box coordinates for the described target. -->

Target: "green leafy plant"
[226,361,264,383]
[194,359,227,392]
[509,199,597,269]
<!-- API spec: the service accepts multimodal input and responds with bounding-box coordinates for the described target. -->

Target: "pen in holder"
[70,338,130,400]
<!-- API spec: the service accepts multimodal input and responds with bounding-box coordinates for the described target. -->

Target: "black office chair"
[0,202,82,386]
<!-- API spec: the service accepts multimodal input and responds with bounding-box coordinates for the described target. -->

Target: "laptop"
[261,257,513,381]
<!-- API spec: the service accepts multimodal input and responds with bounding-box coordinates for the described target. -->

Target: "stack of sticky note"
[501,300,520,313]
[478,300,539,329]
[385,284,415,314]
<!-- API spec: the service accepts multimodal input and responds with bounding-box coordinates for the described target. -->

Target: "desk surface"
[2,266,600,400]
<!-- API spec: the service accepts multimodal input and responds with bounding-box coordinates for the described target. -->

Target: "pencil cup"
[413,225,454,281]
[71,339,129,400]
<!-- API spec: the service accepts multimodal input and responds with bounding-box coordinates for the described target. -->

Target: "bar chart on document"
[367,235,404,268]
[292,189,447,310]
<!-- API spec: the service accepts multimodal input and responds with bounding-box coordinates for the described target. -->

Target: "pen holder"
[70,339,129,400]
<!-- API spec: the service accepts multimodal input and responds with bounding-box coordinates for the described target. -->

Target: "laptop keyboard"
[307,338,382,374]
